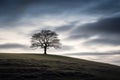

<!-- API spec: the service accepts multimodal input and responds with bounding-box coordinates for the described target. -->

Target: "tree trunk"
[44,46,47,55]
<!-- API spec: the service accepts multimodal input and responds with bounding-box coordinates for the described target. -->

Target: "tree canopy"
[31,30,60,54]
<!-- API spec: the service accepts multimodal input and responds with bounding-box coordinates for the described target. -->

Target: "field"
[0,53,120,80]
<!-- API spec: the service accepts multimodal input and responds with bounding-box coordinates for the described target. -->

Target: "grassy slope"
[0,53,120,80]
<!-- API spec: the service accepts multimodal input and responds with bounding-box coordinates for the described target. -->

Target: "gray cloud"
[0,43,28,49]
[61,45,73,50]
[84,38,120,46]
[76,17,120,34]
[0,0,120,47]
[69,17,120,46]
[68,34,90,40]
[0,0,120,28]
[65,52,120,56]
[54,21,78,32]
[85,0,120,16]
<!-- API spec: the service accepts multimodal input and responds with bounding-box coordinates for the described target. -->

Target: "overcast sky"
[0,0,120,65]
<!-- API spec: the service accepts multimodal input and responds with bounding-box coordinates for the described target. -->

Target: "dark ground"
[0,53,120,80]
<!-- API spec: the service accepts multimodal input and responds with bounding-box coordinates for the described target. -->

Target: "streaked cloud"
[69,17,120,46]
[0,43,27,49]
[65,52,120,56]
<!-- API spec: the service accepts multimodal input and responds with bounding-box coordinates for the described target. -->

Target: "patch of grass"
[0,53,120,80]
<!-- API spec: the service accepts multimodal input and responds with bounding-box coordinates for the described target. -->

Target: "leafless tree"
[30,30,60,54]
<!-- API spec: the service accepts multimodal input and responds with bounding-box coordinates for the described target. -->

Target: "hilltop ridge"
[0,53,120,80]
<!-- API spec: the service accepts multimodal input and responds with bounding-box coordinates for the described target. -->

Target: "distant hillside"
[0,53,120,80]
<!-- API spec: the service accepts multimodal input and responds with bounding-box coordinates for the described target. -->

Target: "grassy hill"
[0,53,120,80]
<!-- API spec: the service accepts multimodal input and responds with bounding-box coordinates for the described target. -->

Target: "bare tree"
[30,30,60,54]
